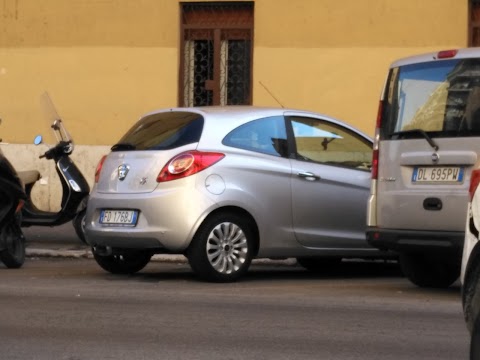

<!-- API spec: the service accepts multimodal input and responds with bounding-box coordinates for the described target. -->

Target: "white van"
[366,48,480,288]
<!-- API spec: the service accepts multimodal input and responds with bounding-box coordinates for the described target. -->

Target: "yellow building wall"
[0,0,469,145]
[253,0,467,135]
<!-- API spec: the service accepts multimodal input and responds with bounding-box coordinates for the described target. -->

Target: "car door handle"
[297,171,320,181]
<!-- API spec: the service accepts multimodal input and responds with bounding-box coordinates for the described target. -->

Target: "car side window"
[288,116,372,170]
[223,116,288,157]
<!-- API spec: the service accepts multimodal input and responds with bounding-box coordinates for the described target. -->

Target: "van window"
[381,59,480,140]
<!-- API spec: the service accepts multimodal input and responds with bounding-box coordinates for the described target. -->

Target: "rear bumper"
[366,227,464,255]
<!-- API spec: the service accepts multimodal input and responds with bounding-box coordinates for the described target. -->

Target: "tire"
[73,209,87,244]
[472,312,480,360]
[297,257,342,272]
[92,249,152,275]
[0,221,25,269]
[399,253,459,288]
[464,259,480,333]
[187,212,255,282]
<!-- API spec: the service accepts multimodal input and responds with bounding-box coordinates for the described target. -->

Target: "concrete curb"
[25,248,298,266]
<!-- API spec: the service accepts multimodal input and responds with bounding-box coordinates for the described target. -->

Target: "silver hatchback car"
[85,106,385,282]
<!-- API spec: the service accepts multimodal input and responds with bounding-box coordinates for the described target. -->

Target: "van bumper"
[366,227,464,255]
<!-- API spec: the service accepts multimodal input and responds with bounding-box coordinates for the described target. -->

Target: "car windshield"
[381,58,480,139]
[114,111,204,151]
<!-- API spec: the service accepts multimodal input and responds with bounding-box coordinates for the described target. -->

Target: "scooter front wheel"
[73,209,87,244]
[0,221,25,268]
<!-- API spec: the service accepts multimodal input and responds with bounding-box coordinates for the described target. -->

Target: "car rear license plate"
[100,210,138,226]
[412,166,464,184]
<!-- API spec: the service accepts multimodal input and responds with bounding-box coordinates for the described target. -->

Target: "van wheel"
[93,249,152,274]
[399,253,459,288]
[187,212,254,282]
[297,257,341,272]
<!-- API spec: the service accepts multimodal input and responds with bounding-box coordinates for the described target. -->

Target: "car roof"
[139,106,372,143]
[142,106,310,119]
[390,47,480,68]
[141,105,349,128]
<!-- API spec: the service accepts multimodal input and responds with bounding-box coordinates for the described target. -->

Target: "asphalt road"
[0,256,470,360]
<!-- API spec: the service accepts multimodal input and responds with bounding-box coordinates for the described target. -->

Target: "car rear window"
[113,111,204,151]
[380,58,480,140]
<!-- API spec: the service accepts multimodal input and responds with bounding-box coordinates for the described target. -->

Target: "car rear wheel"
[187,212,254,282]
[297,257,342,272]
[92,249,152,275]
[399,253,459,288]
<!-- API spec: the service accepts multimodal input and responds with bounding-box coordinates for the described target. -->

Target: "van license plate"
[100,210,138,226]
[412,167,464,184]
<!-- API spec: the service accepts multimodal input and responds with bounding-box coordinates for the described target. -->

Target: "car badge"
[431,152,440,164]
[118,164,130,181]
[139,177,147,185]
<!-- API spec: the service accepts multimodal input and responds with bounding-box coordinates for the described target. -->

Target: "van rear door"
[375,57,480,232]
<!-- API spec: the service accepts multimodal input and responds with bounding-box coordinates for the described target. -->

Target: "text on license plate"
[100,210,138,225]
[412,166,464,183]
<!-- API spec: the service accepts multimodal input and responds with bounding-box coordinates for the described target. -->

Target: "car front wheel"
[187,212,255,282]
[399,253,459,288]
[92,249,152,275]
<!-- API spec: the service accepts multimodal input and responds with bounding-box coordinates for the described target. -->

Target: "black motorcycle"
[0,120,27,268]
[19,117,90,243]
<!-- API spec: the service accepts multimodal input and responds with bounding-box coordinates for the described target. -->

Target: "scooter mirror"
[34,135,43,145]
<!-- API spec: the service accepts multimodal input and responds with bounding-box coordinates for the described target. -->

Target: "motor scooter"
[0,119,27,268]
[19,116,90,243]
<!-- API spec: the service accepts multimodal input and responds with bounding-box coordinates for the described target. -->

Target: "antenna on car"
[259,81,285,108]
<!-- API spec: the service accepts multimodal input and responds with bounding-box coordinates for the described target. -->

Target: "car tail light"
[157,150,225,182]
[371,100,383,180]
[94,155,107,183]
[469,169,480,201]
[437,49,458,59]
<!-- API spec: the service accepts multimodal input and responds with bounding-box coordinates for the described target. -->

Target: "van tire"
[399,253,459,288]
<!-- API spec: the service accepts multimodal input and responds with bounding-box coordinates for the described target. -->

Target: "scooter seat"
[17,170,41,185]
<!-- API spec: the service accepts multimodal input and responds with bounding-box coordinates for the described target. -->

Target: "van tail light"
[157,150,225,183]
[469,169,480,201]
[371,100,383,180]
[371,148,379,180]
[94,155,107,183]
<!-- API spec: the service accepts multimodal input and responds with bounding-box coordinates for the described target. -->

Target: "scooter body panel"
[21,156,90,227]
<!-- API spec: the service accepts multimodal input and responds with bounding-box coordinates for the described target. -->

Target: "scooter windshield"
[40,92,73,146]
